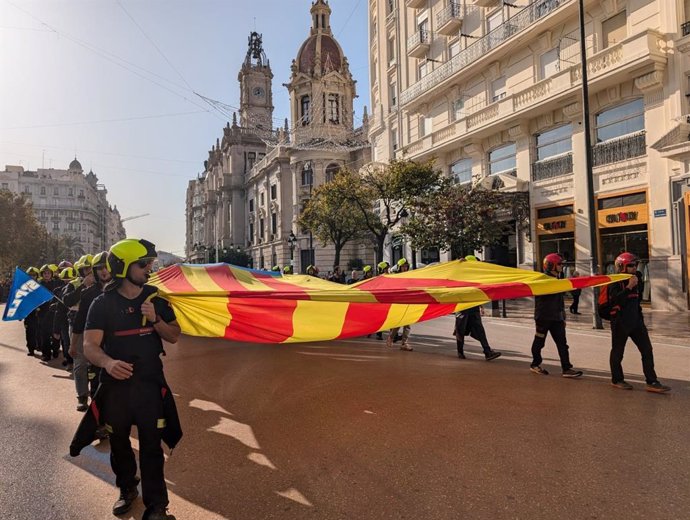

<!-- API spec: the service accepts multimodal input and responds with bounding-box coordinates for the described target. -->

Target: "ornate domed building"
[187,1,371,273]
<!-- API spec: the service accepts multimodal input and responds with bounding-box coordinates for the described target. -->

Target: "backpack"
[597,285,611,320]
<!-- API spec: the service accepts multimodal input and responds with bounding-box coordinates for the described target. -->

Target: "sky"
[0,0,370,256]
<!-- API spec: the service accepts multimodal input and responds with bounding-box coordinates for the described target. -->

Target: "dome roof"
[297,33,343,76]
[69,158,82,170]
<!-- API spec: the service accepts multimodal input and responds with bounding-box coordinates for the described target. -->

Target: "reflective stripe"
[112,327,155,337]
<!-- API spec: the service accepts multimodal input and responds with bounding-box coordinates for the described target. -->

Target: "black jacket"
[534,272,566,322]
[608,273,644,332]
[69,378,182,456]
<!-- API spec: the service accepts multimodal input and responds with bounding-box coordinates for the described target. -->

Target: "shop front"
[597,191,650,301]
[535,204,575,275]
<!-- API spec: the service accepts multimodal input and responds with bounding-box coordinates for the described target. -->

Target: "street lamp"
[287,231,297,266]
[304,162,315,267]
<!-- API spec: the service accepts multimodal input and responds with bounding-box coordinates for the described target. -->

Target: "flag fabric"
[148,260,628,344]
[2,267,55,321]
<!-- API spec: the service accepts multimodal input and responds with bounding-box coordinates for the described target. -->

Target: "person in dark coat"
[608,252,670,393]
[73,239,181,520]
[529,253,583,378]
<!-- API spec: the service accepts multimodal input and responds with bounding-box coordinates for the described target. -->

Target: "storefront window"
[539,233,575,275]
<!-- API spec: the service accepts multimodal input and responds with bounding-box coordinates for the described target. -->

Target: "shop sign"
[605,211,638,224]
[536,216,575,235]
[543,220,568,231]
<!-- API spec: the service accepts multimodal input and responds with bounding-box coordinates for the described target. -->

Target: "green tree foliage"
[401,179,530,258]
[0,190,49,275]
[45,234,85,262]
[298,170,369,270]
[337,160,443,263]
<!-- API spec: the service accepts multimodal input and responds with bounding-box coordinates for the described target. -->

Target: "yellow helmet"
[377,261,389,271]
[26,266,40,277]
[107,238,157,278]
[40,264,59,274]
[363,265,372,273]
[92,251,109,269]
[397,258,408,267]
[78,254,94,268]
[464,255,478,262]
[59,267,77,280]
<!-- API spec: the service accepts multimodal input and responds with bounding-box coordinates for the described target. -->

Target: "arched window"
[301,162,313,187]
[325,163,340,182]
[301,95,311,126]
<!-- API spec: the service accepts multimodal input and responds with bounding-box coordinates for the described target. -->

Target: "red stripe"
[153,264,196,293]
[336,303,392,339]
[204,264,249,292]
[570,275,612,289]
[90,401,100,424]
[417,303,457,323]
[113,327,154,337]
[224,297,297,343]
[358,277,481,290]
[479,282,534,300]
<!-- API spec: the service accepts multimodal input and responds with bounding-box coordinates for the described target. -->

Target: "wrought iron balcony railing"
[682,21,690,37]
[592,131,646,166]
[531,153,573,181]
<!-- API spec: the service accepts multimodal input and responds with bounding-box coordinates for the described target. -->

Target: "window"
[487,10,503,33]
[537,205,574,219]
[418,60,429,80]
[388,37,396,64]
[392,127,398,151]
[448,40,460,59]
[491,77,506,102]
[418,18,429,38]
[595,99,644,143]
[420,115,432,137]
[53,187,59,195]
[328,93,340,124]
[389,82,397,107]
[602,12,626,49]
[249,222,254,241]
[387,0,395,14]
[259,218,265,240]
[301,162,313,186]
[260,192,264,206]
[247,152,256,171]
[79,189,84,197]
[450,97,464,122]
[68,187,74,196]
[488,143,517,175]
[53,222,59,230]
[40,186,46,195]
[249,199,254,212]
[1,183,7,190]
[271,212,277,234]
[450,159,473,184]
[24,185,31,193]
[301,96,311,125]
[539,48,559,80]
[325,163,340,182]
[536,124,572,160]
[598,192,646,210]
[270,184,277,200]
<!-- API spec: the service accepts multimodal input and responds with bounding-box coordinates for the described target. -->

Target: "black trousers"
[610,322,657,384]
[24,312,39,354]
[38,310,56,358]
[102,380,168,511]
[455,312,491,354]
[88,365,102,397]
[531,320,572,371]
[570,290,581,312]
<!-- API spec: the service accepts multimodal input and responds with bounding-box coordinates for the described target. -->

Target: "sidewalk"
[485,297,690,341]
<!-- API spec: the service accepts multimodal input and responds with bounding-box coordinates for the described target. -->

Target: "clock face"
[252,86,265,98]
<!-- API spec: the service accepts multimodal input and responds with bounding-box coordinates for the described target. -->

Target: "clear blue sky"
[0,0,369,255]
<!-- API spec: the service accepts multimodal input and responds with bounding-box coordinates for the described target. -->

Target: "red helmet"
[615,252,638,272]
[542,253,563,272]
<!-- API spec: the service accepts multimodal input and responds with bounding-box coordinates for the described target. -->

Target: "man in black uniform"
[37,263,63,361]
[23,266,41,356]
[608,252,670,393]
[83,239,180,520]
[529,253,583,378]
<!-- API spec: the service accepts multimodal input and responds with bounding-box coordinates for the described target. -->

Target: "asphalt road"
[1,313,688,520]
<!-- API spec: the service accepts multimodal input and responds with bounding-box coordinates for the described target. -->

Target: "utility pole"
[578,0,603,329]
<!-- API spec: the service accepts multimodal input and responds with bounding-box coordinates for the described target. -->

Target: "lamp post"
[578,0,603,329]
[305,162,314,267]
[287,231,297,267]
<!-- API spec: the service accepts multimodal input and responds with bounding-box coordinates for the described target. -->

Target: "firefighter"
[78,238,180,520]
[377,261,389,275]
[37,263,62,361]
[608,252,670,393]
[52,267,77,369]
[23,267,41,356]
[387,258,413,351]
[454,256,501,361]
[283,265,293,275]
[362,265,373,280]
[529,253,583,378]
[306,265,319,277]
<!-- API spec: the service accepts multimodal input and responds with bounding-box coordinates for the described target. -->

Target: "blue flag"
[2,267,54,321]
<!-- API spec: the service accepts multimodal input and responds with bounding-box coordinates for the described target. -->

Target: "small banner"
[2,267,54,321]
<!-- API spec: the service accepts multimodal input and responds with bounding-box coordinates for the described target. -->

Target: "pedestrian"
[23,267,41,356]
[36,263,62,362]
[569,270,582,314]
[454,256,501,361]
[52,267,77,370]
[78,239,181,520]
[306,265,319,277]
[529,253,583,378]
[387,258,412,351]
[607,252,670,393]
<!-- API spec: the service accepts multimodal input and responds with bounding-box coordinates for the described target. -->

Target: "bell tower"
[238,32,274,131]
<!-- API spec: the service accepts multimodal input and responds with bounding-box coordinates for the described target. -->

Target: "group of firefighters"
[12,242,669,520]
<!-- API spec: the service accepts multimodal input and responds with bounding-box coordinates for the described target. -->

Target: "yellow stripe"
[165,295,228,338]
[380,304,429,330]
[229,266,276,292]
[179,264,225,292]
[289,300,350,342]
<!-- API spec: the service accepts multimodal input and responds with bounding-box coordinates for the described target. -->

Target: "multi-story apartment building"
[369,0,690,309]
[1,158,126,255]
[186,1,372,273]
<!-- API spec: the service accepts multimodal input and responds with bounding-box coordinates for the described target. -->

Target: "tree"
[45,234,85,262]
[0,190,49,275]
[218,247,251,267]
[298,170,369,270]
[336,160,443,263]
[402,180,530,259]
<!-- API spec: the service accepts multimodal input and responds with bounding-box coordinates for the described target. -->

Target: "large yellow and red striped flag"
[148,260,627,344]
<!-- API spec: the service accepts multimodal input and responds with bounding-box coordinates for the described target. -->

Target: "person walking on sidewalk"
[569,270,582,314]
[529,253,583,378]
[387,258,413,351]
[454,256,501,361]
[608,252,670,393]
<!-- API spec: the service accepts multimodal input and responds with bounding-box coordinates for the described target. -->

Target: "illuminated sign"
[543,220,567,231]
[605,211,638,224]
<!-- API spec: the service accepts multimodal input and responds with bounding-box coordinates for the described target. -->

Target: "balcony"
[400,0,569,106]
[407,29,431,58]
[678,21,690,54]
[386,8,397,26]
[474,0,501,6]
[683,21,690,37]
[406,0,427,8]
[532,153,573,182]
[593,131,646,167]
[436,2,463,36]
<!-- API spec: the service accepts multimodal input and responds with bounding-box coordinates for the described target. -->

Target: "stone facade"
[369,0,690,309]
[186,1,372,274]
[1,158,126,255]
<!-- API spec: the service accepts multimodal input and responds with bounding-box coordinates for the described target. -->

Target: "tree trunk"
[375,233,386,264]
[333,243,342,271]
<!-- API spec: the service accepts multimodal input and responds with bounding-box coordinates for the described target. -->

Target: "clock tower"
[238,32,274,131]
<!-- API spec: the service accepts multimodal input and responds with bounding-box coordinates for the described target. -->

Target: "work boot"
[530,365,549,375]
[562,368,583,378]
[76,397,88,412]
[112,485,139,515]
[457,351,466,359]
[611,381,633,390]
[485,350,502,361]
[143,507,176,520]
[646,381,671,394]
[40,354,51,362]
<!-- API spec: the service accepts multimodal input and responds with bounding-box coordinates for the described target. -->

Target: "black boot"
[112,485,139,515]
[143,507,176,520]
[457,350,466,359]
[485,350,502,361]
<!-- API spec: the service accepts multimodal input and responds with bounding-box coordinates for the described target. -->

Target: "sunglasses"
[135,259,154,269]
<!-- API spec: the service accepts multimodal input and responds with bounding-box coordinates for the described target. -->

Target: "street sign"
[653,209,667,218]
